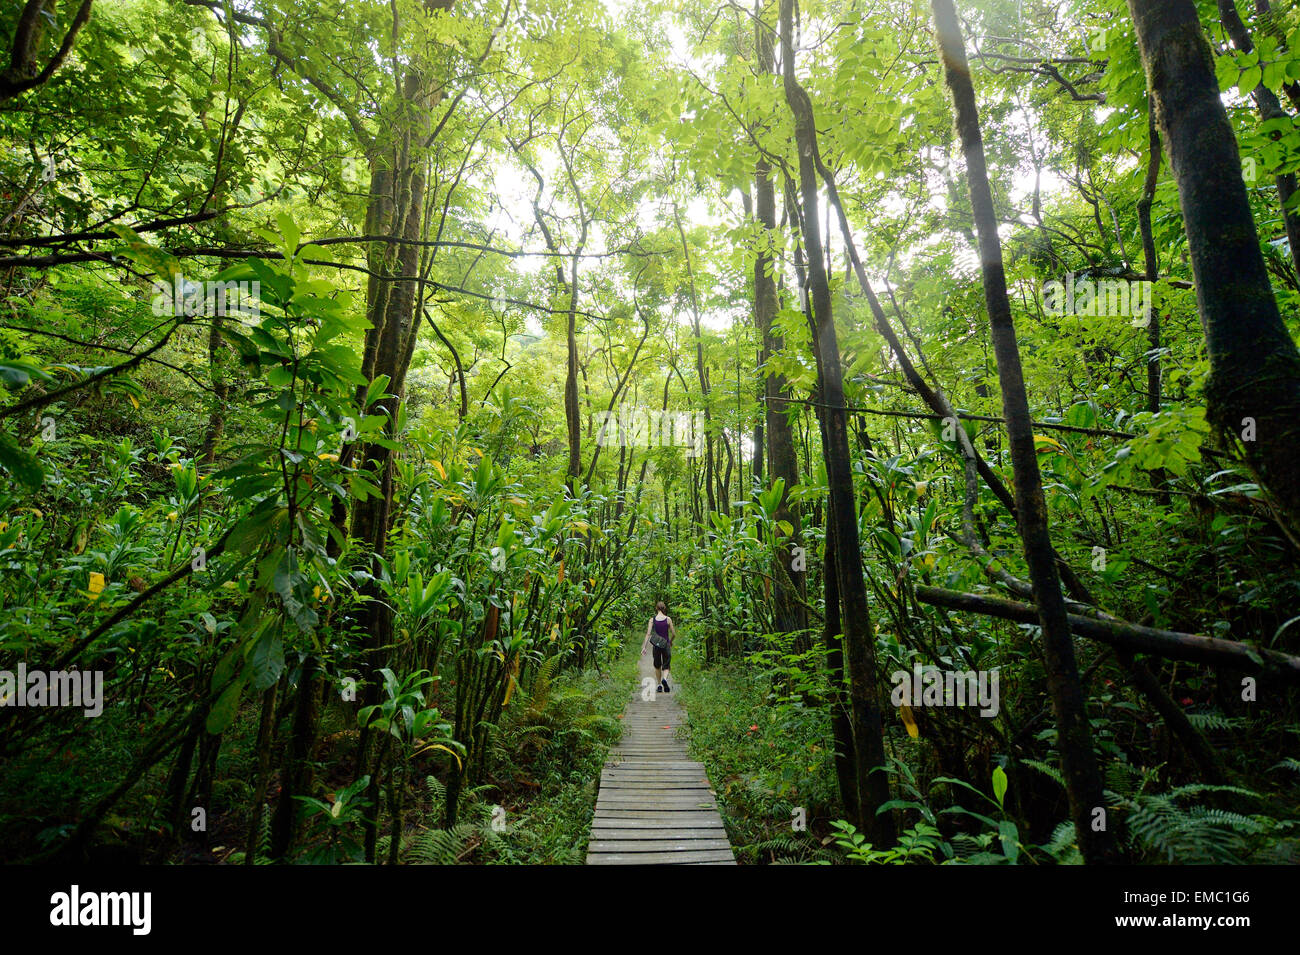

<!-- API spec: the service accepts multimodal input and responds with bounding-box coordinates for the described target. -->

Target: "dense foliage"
[1,0,1299,864]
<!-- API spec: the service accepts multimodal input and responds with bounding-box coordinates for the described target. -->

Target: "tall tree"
[753,2,806,645]
[1128,0,1300,546]
[780,0,894,847]
[931,0,1116,863]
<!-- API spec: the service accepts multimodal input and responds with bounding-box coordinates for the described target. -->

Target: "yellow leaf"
[414,743,463,769]
[900,704,919,738]
[1033,433,1064,454]
[915,480,928,497]
[502,657,521,706]
[88,572,105,598]
[128,394,139,410]
[317,452,339,462]
[166,510,178,522]
[557,559,564,584]
[431,460,446,480]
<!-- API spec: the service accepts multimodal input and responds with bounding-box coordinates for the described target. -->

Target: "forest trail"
[584,652,736,865]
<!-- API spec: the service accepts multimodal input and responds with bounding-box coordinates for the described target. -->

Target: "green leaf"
[206,673,247,734]
[365,374,392,408]
[0,358,52,389]
[0,431,44,489]
[245,625,285,692]
[276,212,301,254]
[1239,65,1262,95]
[998,819,1020,863]
[1063,400,1098,430]
[992,765,1008,808]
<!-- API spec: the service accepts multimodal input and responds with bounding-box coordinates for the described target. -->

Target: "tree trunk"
[781,0,894,847]
[270,656,321,861]
[754,23,808,646]
[1129,0,1300,544]
[1217,0,1300,278]
[932,0,1116,863]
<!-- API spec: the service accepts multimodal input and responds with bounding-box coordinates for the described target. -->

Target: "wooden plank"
[598,789,714,800]
[598,798,717,807]
[682,860,738,865]
[590,812,725,826]
[590,816,725,828]
[601,770,707,778]
[587,849,736,865]
[587,839,733,853]
[596,798,718,810]
[590,828,727,839]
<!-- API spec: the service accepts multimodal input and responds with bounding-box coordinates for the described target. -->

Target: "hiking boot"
[660,679,670,693]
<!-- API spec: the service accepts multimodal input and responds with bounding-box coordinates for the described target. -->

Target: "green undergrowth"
[674,642,844,864]
[401,646,638,864]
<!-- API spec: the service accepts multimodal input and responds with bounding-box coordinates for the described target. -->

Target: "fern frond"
[1038,821,1082,864]
[1186,711,1246,732]
[404,824,477,865]
[742,835,837,864]
[1021,758,1064,789]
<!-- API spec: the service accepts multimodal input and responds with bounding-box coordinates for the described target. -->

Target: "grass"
[673,639,846,864]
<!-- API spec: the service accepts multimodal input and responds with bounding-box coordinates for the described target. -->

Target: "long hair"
[655,601,666,614]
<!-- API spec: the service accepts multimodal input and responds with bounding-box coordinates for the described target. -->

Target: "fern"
[1118,784,1269,864]
[1038,821,1082,865]
[1021,758,1064,789]
[404,824,478,865]
[948,832,992,861]
[1103,760,1161,798]
[528,654,563,707]
[1185,711,1247,732]
[227,808,274,865]
[743,834,837,864]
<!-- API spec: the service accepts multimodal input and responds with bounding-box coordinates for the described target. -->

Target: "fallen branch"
[914,584,1300,684]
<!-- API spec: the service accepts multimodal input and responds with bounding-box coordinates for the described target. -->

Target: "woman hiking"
[641,601,677,694]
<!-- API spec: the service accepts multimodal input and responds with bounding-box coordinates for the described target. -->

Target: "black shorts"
[652,642,671,670]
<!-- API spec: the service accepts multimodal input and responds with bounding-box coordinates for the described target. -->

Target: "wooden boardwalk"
[586,653,736,865]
